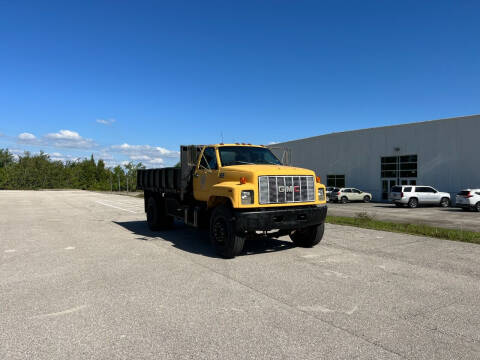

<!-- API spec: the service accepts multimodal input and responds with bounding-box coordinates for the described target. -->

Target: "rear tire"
[475,202,480,212]
[210,205,245,258]
[341,196,348,204]
[408,198,418,208]
[290,223,324,247]
[146,197,173,231]
[363,195,371,203]
[440,197,450,208]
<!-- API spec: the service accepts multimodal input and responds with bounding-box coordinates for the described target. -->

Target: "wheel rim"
[477,203,480,212]
[213,218,228,245]
[441,199,448,207]
[410,199,417,208]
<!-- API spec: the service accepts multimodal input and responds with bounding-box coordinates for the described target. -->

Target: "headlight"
[318,188,325,201]
[241,190,254,204]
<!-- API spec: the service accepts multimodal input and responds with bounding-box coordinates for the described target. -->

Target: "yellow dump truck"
[137,144,327,258]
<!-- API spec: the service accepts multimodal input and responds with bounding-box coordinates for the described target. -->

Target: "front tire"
[290,223,324,247]
[363,195,371,203]
[440,197,450,208]
[210,205,245,258]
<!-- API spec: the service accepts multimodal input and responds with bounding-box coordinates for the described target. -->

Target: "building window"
[381,155,417,179]
[327,175,345,188]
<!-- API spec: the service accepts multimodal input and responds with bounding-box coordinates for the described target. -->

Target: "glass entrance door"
[382,179,397,200]
[381,154,418,201]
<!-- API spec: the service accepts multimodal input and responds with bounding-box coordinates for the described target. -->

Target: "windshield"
[218,146,282,167]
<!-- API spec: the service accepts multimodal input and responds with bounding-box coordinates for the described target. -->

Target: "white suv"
[455,189,480,212]
[331,188,372,203]
[390,185,451,208]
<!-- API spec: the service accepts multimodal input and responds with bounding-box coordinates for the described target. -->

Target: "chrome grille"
[259,176,315,204]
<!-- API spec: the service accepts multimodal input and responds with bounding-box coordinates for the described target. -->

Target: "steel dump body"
[137,167,181,194]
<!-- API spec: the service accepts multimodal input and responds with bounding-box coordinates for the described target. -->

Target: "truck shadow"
[113,220,294,258]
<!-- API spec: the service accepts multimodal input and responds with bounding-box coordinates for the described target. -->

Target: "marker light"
[316,176,321,183]
[240,177,247,184]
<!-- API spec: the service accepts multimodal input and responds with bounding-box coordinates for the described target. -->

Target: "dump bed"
[137,145,203,200]
[137,167,182,193]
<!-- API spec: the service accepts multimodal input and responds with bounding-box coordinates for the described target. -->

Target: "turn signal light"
[316,176,321,183]
[240,177,247,184]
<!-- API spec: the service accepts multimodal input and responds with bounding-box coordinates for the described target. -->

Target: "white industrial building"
[272,115,480,201]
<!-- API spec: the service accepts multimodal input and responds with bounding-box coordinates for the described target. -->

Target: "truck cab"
[137,144,327,258]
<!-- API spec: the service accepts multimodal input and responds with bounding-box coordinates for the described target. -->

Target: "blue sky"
[0,1,479,167]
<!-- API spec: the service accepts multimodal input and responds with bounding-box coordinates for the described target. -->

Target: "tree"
[124,161,145,191]
[0,148,145,191]
[0,149,14,168]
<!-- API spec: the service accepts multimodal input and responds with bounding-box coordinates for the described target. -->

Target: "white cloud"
[43,130,96,149]
[18,132,37,143]
[96,118,116,125]
[268,141,279,145]
[149,158,164,164]
[112,143,178,157]
[109,143,178,168]
[129,155,151,161]
[15,129,96,149]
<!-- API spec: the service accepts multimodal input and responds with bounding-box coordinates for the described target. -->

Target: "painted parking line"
[95,200,137,213]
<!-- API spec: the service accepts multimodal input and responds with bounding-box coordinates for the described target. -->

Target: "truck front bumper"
[234,205,327,232]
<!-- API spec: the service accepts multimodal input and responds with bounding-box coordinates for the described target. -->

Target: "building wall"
[272,115,480,201]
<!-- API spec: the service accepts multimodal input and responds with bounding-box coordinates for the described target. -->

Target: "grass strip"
[325,215,480,245]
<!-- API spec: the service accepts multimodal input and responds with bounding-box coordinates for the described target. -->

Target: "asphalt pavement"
[1,190,479,359]
[327,201,480,232]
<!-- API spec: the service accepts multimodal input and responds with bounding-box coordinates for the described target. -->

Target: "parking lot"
[328,201,480,232]
[1,190,480,359]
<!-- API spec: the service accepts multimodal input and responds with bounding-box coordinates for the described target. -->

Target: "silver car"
[390,185,450,208]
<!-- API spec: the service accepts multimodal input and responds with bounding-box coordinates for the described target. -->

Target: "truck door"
[193,147,219,202]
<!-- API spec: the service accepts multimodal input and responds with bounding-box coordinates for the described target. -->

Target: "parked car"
[330,188,372,203]
[390,185,450,208]
[455,189,480,212]
[326,187,338,202]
